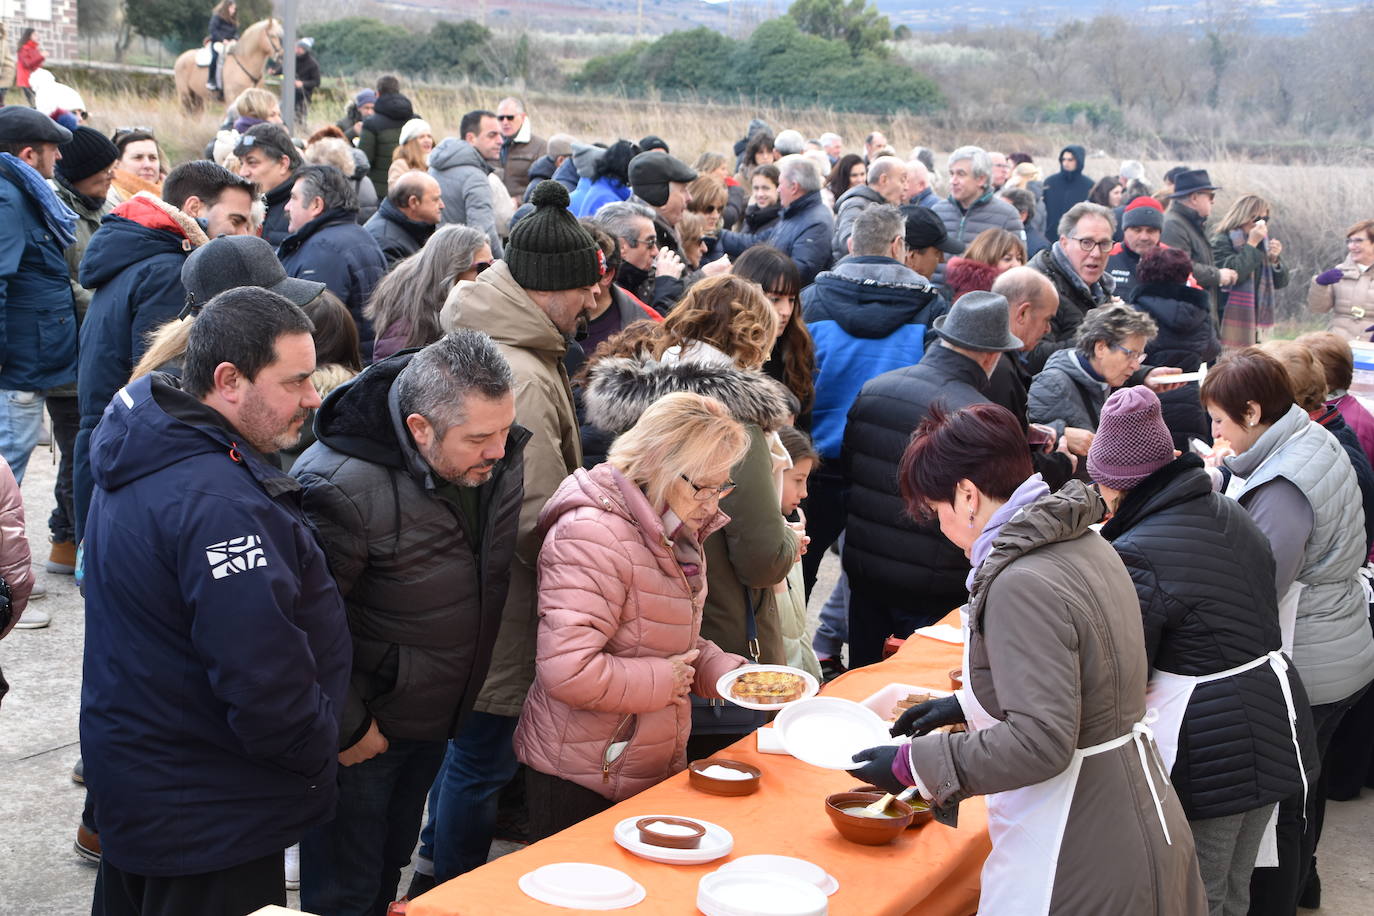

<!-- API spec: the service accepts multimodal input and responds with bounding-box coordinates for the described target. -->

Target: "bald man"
[365,171,444,266]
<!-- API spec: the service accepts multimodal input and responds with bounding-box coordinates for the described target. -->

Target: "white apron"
[1145,650,1306,868]
[954,619,1174,916]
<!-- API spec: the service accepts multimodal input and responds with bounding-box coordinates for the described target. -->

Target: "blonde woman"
[514,392,751,838]
[388,118,434,188]
[1211,194,1287,348]
[695,151,746,228]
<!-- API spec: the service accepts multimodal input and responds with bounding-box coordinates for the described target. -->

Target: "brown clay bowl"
[825,792,914,845]
[635,816,706,849]
[688,758,762,797]
[949,668,964,691]
[848,787,935,829]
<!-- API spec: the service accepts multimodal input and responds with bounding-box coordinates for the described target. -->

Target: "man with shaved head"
[365,171,444,266]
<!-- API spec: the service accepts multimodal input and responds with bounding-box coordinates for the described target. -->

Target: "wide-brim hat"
[932,290,1023,352]
[1167,169,1221,199]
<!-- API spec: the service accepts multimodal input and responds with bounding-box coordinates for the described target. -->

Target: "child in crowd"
[777,426,821,679]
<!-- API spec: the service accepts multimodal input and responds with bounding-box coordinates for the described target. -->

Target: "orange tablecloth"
[410,629,989,915]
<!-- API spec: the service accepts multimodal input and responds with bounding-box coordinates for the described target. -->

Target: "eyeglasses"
[1348,238,1371,247]
[1110,343,1146,362]
[472,261,492,274]
[624,235,659,250]
[680,474,736,502]
[496,114,519,121]
[1067,236,1113,254]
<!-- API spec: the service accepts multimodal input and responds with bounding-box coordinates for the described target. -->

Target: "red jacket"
[17,41,44,88]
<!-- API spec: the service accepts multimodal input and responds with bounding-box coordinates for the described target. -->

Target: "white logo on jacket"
[206,535,268,579]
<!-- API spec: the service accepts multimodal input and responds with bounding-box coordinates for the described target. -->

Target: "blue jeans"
[415,712,520,883]
[299,737,446,916]
[812,533,850,660]
[0,389,46,484]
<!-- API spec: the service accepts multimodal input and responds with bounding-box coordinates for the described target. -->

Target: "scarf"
[0,153,77,248]
[965,474,1051,591]
[1220,230,1277,350]
[1050,240,1114,304]
[54,172,107,213]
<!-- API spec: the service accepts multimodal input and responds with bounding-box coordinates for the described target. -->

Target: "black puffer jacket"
[1127,281,1219,449]
[842,343,987,614]
[292,353,528,746]
[1102,455,1316,819]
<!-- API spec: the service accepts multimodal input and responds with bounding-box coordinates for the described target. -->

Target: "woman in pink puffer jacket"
[514,392,752,839]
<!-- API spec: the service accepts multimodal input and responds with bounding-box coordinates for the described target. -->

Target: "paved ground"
[2,448,1371,913]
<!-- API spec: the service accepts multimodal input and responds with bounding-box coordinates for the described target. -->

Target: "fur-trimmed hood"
[585,357,792,436]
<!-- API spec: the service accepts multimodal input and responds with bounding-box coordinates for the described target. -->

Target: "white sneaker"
[284,843,300,891]
[14,606,51,629]
[28,578,47,599]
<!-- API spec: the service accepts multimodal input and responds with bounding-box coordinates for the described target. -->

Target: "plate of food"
[859,683,953,723]
[716,665,819,711]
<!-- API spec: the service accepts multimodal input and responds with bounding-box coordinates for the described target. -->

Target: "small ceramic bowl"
[635,816,706,849]
[848,787,934,830]
[688,758,762,796]
[824,792,914,845]
[949,668,964,691]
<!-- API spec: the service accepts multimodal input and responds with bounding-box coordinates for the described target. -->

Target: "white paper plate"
[612,814,733,865]
[775,696,892,769]
[698,869,829,916]
[858,683,952,723]
[517,862,646,910]
[716,664,820,711]
[717,854,839,896]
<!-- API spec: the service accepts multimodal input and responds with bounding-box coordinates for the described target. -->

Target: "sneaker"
[284,843,300,891]
[72,757,84,785]
[13,606,50,629]
[28,578,47,599]
[47,540,76,575]
[818,656,847,683]
[75,824,101,864]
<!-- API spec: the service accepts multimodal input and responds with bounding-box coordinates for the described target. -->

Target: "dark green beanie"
[507,181,603,291]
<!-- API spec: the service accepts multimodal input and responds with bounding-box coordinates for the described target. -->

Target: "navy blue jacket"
[801,256,940,459]
[0,160,77,391]
[260,174,296,247]
[363,198,435,267]
[74,203,199,539]
[721,189,834,285]
[1042,144,1093,236]
[80,373,351,876]
[278,208,387,361]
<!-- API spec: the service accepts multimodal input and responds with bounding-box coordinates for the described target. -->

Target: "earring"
[968,512,975,528]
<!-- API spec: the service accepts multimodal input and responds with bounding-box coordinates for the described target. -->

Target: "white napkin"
[912,624,964,644]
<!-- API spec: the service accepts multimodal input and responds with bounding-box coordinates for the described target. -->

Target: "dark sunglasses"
[472,261,493,274]
[496,114,519,121]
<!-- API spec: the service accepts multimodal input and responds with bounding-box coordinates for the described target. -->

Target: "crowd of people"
[0,52,1371,916]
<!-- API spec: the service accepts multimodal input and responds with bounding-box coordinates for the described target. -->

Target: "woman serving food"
[848,401,1206,915]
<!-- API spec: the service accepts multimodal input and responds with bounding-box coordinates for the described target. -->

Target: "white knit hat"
[399,118,432,147]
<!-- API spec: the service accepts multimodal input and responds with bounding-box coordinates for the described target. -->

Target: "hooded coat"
[584,358,799,664]
[439,261,583,716]
[277,208,387,362]
[906,482,1207,915]
[800,256,941,460]
[1101,455,1316,819]
[1027,347,1108,435]
[80,373,351,877]
[358,93,416,200]
[830,184,886,262]
[291,352,528,747]
[513,464,747,801]
[74,195,210,539]
[429,138,505,259]
[1127,281,1219,449]
[1042,144,1094,235]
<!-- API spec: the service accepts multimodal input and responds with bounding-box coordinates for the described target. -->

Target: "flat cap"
[0,106,72,145]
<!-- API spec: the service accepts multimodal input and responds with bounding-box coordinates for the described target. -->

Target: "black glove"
[891,694,965,738]
[847,745,908,795]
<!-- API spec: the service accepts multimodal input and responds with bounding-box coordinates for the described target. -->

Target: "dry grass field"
[83,81,1374,322]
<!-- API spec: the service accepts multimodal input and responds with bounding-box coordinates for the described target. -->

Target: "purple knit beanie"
[1087,386,1176,490]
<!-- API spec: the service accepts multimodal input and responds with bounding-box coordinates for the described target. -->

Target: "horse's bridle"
[227,23,283,87]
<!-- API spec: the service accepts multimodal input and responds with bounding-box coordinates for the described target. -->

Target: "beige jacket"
[441,261,582,716]
[1307,256,1374,341]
